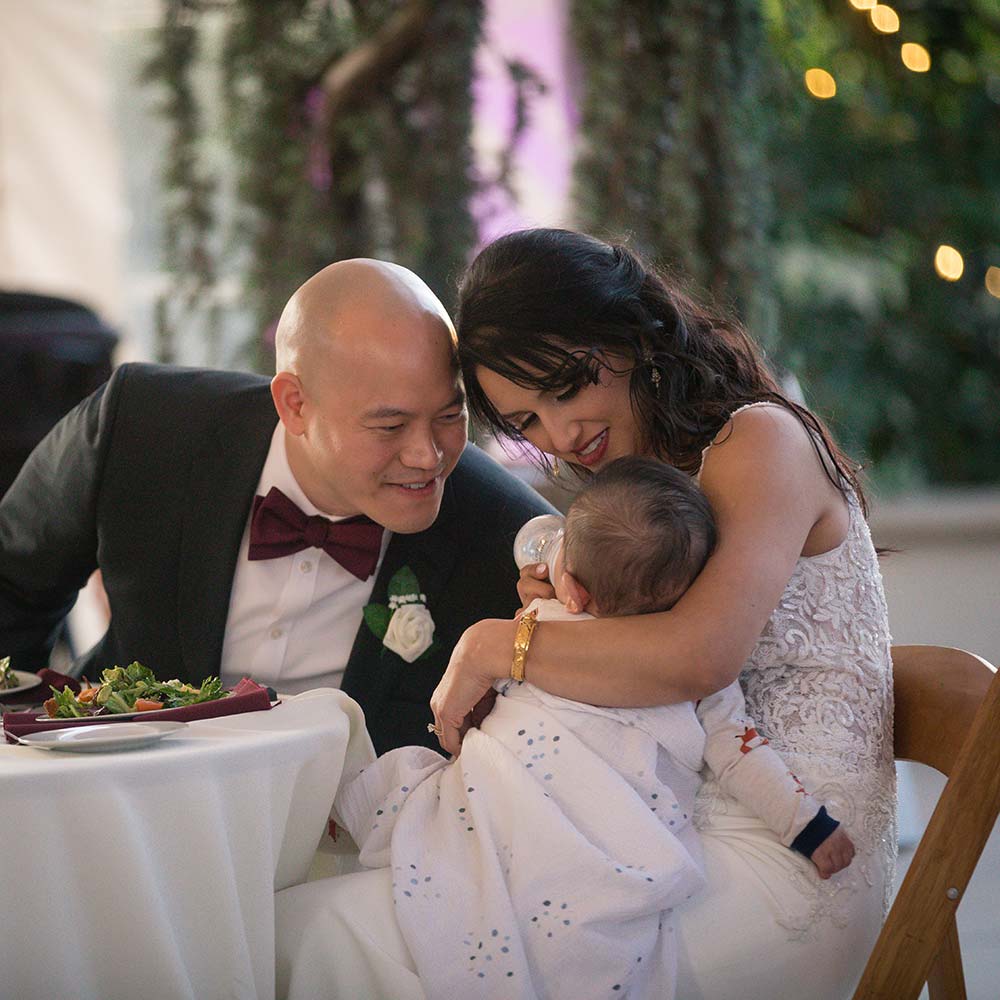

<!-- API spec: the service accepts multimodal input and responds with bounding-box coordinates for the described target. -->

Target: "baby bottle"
[513,513,566,581]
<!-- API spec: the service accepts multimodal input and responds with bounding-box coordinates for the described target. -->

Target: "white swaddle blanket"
[335,599,824,999]
[336,680,710,999]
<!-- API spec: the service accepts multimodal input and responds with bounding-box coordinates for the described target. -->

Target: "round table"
[0,688,374,1000]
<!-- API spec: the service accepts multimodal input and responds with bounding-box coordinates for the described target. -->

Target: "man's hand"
[810,826,855,879]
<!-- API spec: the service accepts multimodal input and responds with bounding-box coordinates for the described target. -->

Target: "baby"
[526,456,854,875]
[334,457,854,1000]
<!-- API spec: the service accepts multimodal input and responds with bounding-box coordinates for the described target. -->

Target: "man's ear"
[559,569,594,615]
[271,372,308,435]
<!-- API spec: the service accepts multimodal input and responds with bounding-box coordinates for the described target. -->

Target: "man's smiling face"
[272,260,468,534]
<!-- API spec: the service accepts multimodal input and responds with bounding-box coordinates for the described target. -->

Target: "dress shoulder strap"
[726,401,783,420]
[697,401,784,476]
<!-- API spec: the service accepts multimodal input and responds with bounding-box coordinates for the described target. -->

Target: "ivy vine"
[146,0,489,370]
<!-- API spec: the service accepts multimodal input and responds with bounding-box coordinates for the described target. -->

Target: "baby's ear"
[559,570,593,615]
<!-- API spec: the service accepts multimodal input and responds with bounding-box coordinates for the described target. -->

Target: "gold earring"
[646,353,662,397]
[552,456,561,478]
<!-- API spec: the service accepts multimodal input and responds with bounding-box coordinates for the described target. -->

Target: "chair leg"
[926,917,966,1000]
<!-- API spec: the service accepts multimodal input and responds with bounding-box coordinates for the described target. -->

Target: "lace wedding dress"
[275,407,897,1000]
[673,406,897,998]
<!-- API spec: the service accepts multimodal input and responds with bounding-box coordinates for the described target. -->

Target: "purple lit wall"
[472,0,577,249]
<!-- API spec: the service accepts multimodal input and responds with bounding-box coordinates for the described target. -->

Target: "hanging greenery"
[367,2,484,300]
[142,0,219,364]
[146,0,484,371]
[570,0,778,346]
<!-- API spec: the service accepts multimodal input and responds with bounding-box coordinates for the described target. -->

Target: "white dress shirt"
[219,424,391,693]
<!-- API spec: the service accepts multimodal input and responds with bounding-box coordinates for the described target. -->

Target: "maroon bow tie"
[248,487,384,580]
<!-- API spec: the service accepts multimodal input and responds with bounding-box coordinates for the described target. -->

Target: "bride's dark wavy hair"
[456,228,869,516]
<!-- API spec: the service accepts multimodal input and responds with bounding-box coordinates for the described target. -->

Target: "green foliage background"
[571,0,1000,490]
[572,0,779,347]
[765,0,1000,489]
[148,0,483,371]
[146,0,1000,489]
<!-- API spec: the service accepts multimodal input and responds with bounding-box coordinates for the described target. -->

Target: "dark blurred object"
[0,292,118,498]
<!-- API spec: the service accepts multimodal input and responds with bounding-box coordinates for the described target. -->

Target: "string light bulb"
[986,266,1000,299]
[934,245,964,282]
[804,68,837,99]
[901,43,931,72]
[871,5,900,33]
[849,0,876,8]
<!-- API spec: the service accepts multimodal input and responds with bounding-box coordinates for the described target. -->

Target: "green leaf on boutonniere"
[363,603,391,640]
[388,565,421,600]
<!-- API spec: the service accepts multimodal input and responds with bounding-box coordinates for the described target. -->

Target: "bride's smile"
[475,360,640,471]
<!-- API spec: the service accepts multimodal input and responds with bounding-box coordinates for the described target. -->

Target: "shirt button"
[300,560,314,573]
[270,626,284,640]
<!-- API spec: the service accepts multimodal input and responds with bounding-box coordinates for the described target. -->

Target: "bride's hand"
[516,562,555,608]
[430,618,518,755]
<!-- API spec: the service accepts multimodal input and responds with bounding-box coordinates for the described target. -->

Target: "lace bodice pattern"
[695,405,897,935]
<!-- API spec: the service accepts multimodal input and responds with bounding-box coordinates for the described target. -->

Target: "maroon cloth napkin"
[3,677,272,743]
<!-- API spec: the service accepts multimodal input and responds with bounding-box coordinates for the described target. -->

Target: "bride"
[276,229,895,999]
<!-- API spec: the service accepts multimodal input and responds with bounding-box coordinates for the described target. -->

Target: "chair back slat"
[892,645,994,774]
[926,918,966,1000]
[853,645,1000,1000]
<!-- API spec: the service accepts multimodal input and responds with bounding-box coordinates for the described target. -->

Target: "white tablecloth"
[0,688,373,1000]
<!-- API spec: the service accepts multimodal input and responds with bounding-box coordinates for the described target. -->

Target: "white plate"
[0,670,44,698]
[14,720,187,753]
[36,695,231,723]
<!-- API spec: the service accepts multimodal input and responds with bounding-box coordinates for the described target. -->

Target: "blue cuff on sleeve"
[790,806,840,858]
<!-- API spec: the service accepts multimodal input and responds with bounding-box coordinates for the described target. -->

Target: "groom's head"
[270,259,467,533]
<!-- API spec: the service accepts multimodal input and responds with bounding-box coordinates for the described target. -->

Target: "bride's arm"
[430,406,847,754]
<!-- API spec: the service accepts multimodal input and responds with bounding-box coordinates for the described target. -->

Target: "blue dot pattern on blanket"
[339,680,706,998]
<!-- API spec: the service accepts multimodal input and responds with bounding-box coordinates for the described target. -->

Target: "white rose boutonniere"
[383,601,435,662]
[363,566,438,663]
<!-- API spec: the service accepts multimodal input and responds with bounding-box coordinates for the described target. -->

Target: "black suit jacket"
[0,363,555,753]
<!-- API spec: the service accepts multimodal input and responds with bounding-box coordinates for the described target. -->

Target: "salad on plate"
[0,656,20,690]
[44,661,227,719]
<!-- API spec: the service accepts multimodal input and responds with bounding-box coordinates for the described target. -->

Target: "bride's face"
[476,358,642,470]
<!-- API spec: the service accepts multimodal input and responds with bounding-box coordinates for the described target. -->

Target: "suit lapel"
[341,488,460,716]
[177,386,277,682]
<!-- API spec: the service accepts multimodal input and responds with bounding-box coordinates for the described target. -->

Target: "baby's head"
[556,457,717,617]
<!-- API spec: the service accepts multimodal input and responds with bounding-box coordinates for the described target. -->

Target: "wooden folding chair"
[853,645,1000,1000]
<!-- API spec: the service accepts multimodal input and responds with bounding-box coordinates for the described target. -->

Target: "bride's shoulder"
[705,402,814,461]
[698,401,834,502]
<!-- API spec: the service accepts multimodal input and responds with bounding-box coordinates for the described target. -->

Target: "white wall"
[870,490,1000,667]
[0,0,125,322]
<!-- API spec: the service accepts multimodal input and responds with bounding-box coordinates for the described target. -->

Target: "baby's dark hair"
[563,457,717,617]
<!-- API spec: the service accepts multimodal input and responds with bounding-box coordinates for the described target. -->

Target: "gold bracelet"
[511,609,539,682]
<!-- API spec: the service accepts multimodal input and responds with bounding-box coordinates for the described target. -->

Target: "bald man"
[0,261,554,752]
